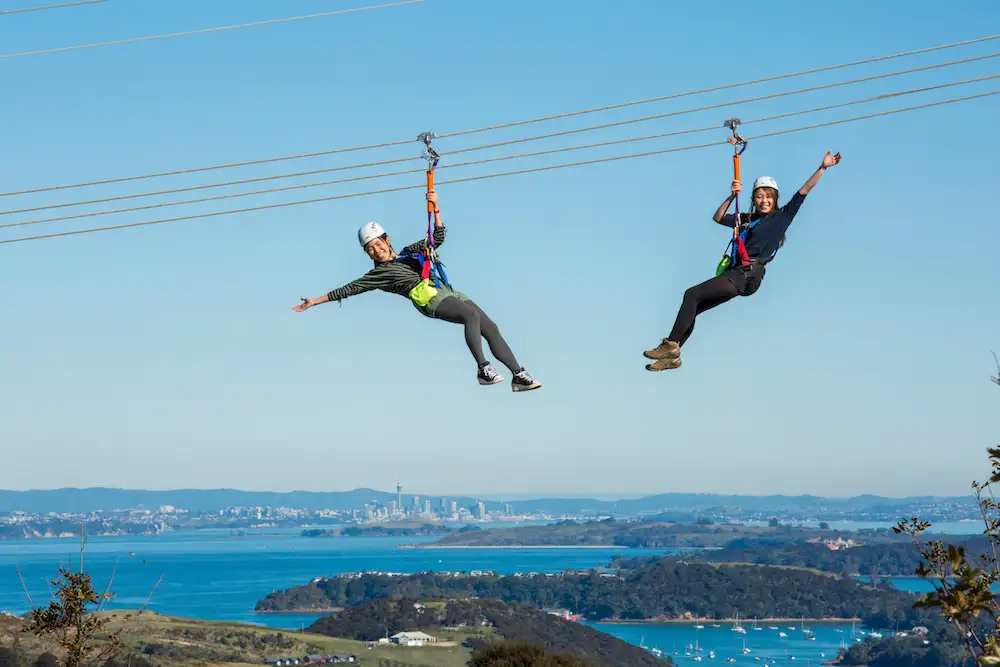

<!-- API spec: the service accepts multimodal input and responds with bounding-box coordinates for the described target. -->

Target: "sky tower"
[396,481,402,512]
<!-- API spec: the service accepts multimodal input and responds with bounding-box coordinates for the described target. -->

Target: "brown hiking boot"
[643,338,680,360]
[646,356,682,372]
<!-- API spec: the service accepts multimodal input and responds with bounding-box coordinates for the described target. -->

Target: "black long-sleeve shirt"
[326,227,447,303]
[719,191,807,259]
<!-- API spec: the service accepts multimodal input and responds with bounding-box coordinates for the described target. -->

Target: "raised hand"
[822,151,842,168]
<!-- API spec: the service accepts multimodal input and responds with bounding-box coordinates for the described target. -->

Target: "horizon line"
[0,486,972,502]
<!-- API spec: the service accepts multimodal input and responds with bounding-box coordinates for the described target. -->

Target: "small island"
[302,520,455,538]
[255,557,918,625]
[417,517,916,550]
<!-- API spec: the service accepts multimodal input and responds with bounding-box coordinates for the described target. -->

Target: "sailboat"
[753,617,762,631]
[731,612,747,634]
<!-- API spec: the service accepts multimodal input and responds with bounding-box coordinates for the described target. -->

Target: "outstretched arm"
[712,179,743,226]
[292,269,386,312]
[798,151,842,195]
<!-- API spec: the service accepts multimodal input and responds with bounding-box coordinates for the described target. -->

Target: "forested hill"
[422,518,880,548]
[606,537,990,577]
[307,598,670,667]
[257,561,918,623]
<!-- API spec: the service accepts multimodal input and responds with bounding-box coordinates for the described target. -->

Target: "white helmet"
[753,176,778,193]
[358,221,386,247]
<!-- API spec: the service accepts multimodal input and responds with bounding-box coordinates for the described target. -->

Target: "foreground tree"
[469,642,592,667]
[894,366,1000,665]
[23,568,126,667]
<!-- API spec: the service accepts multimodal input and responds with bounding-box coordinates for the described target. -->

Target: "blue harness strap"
[392,248,452,289]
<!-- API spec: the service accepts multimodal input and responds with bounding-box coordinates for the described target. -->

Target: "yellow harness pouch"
[408,279,438,307]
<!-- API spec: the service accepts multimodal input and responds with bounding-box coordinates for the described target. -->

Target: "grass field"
[1,611,483,667]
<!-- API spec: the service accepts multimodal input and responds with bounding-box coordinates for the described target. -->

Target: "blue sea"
[0,526,948,663]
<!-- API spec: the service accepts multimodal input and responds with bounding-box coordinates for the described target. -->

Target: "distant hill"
[256,560,919,623]
[652,538,990,577]
[307,598,670,667]
[508,493,977,517]
[422,518,874,548]
[0,487,976,516]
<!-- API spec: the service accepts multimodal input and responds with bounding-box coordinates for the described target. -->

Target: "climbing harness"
[393,131,453,308]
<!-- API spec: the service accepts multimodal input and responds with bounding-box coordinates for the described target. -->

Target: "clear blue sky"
[0,0,997,499]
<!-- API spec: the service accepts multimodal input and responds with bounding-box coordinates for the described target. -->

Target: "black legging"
[668,266,764,347]
[433,297,521,372]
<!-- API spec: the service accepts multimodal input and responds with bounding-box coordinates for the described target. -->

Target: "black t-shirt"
[722,191,807,260]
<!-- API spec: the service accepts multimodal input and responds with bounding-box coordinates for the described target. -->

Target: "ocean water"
[587,621,871,665]
[0,527,945,657]
[0,530,669,629]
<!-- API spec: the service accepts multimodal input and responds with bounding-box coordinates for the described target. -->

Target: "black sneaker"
[478,363,504,386]
[512,369,541,392]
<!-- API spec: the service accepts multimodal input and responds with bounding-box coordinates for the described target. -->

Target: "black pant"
[668,264,765,346]
[433,297,522,373]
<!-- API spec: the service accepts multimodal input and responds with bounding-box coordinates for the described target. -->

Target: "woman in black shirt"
[644,151,841,371]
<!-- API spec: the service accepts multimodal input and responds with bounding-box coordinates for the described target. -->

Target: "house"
[265,660,300,666]
[304,656,325,664]
[327,656,357,664]
[391,631,439,647]
[806,536,859,550]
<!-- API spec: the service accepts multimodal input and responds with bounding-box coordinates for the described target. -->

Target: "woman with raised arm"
[294,190,542,392]
[644,151,842,371]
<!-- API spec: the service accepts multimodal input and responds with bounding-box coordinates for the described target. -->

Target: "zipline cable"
[0,0,104,16]
[1,90,994,246]
[5,75,998,231]
[441,53,999,155]
[435,34,1000,139]
[5,54,997,217]
[0,0,423,59]
[1,33,996,198]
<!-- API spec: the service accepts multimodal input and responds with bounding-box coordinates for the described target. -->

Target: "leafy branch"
[17,524,161,667]
[892,369,1000,665]
[23,567,127,667]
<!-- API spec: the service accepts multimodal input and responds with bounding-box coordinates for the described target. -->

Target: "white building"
[391,631,439,647]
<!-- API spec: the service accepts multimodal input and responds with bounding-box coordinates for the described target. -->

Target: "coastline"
[252,608,340,614]
[252,607,861,623]
[408,544,628,549]
[595,617,861,625]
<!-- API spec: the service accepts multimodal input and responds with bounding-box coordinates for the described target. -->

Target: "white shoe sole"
[478,376,504,385]
[512,381,541,392]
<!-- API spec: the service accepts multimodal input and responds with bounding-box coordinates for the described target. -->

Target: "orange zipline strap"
[416,130,450,288]
[724,118,750,267]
